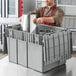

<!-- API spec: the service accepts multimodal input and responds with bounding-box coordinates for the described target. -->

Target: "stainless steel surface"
[1,56,76,76]
[21,14,36,32]
[21,15,30,31]
[30,14,36,33]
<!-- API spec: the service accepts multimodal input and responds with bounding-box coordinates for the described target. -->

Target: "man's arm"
[34,17,55,24]
[43,17,55,23]
[34,8,64,26]
[53,8,64,26]
[19,7,43,22]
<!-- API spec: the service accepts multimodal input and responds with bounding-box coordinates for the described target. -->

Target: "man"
[31,0,64,27]
[20,0,64,27]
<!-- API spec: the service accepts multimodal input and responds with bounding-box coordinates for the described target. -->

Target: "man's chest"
[44,8,53,16]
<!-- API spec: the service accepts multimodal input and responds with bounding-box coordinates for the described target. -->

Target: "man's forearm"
[43,17,55,24]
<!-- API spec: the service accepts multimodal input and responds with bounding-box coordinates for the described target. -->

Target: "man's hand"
[36,18,44,24]
[19,16,22,22]
[35,17,55,24]
[33,18,44,24]
[33,18,37,23]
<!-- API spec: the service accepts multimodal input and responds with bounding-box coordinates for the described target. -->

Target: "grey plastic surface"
[7,37,10,59]
[6,25,72,72]
[18,40,27,67]
[13,30,23,40]
[54,33,60,62]
[9,29,13,38]
[58,32,65,65]
[28,43,43,72]
[63,31,69,60]
[67,31,72,58]
[9,38,17,63]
